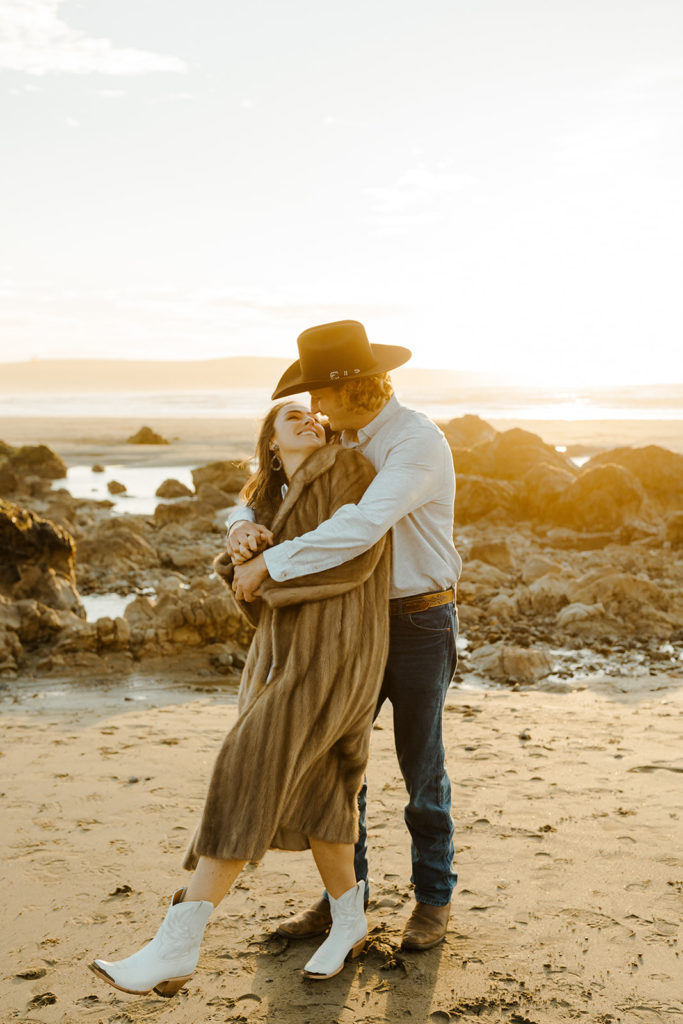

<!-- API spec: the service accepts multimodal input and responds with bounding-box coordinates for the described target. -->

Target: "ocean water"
[66,463,195,515]
[1,383,682,422]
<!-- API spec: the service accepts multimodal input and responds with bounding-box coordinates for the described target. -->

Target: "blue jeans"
[355,601,458,906]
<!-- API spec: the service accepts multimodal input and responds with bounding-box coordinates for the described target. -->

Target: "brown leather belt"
[389,588,455,616]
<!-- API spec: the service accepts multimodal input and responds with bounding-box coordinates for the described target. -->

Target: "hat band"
[328,367,361,381]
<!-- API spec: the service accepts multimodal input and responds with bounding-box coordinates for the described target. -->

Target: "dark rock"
[107,480,127,495]
[665,511,683,548]
[454,476,518,525]
[126,426,169,445]
[195,482,235,509]
[152,499,216,527]
[155,478,193,499]
[77,519,159,573]
[0,442,67,480]
[552,464,649,532]
[0,499,81,609]
[470,642,553,682]
[191,460,250,495]
[467,539,514,571]
[456,428,577,482]
[586,445,683,510]
[0,463,18,494]
[522,462,575,520]
[442,414,497,449]
[91,463,105,473]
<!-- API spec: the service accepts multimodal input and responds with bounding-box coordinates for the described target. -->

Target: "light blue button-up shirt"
[228,395,462,600]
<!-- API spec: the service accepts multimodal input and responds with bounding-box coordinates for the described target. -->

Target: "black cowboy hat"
[271,320,412,400]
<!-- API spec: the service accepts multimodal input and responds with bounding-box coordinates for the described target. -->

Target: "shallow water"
[66,463,195,515]
[80,592,137,622]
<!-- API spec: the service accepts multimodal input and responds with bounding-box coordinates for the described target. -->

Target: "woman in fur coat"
[91,401,391,994]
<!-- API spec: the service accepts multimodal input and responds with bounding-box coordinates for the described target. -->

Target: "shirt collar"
[341,394,401,447]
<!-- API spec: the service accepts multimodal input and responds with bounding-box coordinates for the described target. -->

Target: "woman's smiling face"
[271,402,326,459]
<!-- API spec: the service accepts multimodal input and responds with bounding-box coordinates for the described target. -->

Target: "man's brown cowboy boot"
[276,898,332,939]
[276,894,370,940]
[400,902,450,951]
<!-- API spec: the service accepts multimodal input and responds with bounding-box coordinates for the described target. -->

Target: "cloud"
[0,0,187,76]
[363,163,474,235]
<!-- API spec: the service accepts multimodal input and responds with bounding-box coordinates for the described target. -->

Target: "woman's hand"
[227,521,274,565]
[233,554,270,602]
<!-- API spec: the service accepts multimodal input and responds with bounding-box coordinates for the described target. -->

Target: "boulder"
[454,476,518,525]
[521,554,564,585]
[152,499,216,527]
[92,463,105,473]
[467,539,514,572]
[566,570,669,614]
[0,499,82,614]
[195,483,235,510]
[77,520,158,571]
[0,624,22,675]
[521,462,575,520]
[155,478,193,499]
[443,414,497,449]
[0,442,67,481]
[107,480,127,495]
[665,511,683,548]
[469,642,553,683]
[586,445,683,510]
[191,460,250,496]
[462,560,510,589]
[487,592,519,618]
[0,464,18,494]
[126,426,169,445]
[485,428,576,481]
[124,577,253,657]
[519,574,572,616]
[165,542,218,571]
[556,602,606,627]
[552,464,649,532]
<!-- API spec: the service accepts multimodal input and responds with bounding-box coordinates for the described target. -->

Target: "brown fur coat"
[184,444,391,866]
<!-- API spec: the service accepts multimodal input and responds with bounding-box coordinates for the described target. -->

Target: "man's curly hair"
[337,372,394,413]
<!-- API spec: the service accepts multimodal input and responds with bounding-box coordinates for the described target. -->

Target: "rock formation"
[125,426,169,445]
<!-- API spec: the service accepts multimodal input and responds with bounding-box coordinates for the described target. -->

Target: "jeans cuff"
[414,895,452,907]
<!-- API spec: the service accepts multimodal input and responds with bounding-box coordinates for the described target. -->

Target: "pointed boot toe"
[90,888,213,997]
[303,881,367,980]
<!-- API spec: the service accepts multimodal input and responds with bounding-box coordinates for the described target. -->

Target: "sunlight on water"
[66,464,194,515]
[2,384,683,422]
[81,593,137,622]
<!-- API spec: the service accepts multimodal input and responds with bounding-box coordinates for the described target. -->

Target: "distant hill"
[0,358,502,392]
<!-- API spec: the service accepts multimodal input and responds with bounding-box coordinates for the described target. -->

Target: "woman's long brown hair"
[238,402,289,528]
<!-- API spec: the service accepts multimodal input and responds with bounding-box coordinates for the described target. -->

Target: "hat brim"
[271,344,412,400]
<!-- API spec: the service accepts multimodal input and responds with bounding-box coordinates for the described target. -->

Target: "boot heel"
[347,935,367,960]
[153,975,192,998]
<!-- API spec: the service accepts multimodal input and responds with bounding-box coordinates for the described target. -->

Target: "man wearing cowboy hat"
[228,320,462,951]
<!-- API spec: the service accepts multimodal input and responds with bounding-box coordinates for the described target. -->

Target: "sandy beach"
[2,412,682,1021]
[2,671,681,1023]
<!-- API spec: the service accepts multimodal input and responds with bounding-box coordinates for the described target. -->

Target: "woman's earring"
[270,445,282,471]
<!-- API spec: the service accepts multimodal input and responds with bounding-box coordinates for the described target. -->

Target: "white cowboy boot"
[303,881,367,980]
[90,888,213,997]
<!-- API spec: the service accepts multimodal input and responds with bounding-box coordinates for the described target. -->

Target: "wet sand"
[1,672,681,1023]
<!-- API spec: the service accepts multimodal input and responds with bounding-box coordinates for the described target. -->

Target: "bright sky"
[1,0,682,384]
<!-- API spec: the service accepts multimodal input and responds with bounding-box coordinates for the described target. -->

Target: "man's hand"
[232,553,270,602]
[227,521,274,566]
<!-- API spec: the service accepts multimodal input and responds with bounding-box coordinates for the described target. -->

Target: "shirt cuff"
[226,505,254,534]
[263,544,293,582]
